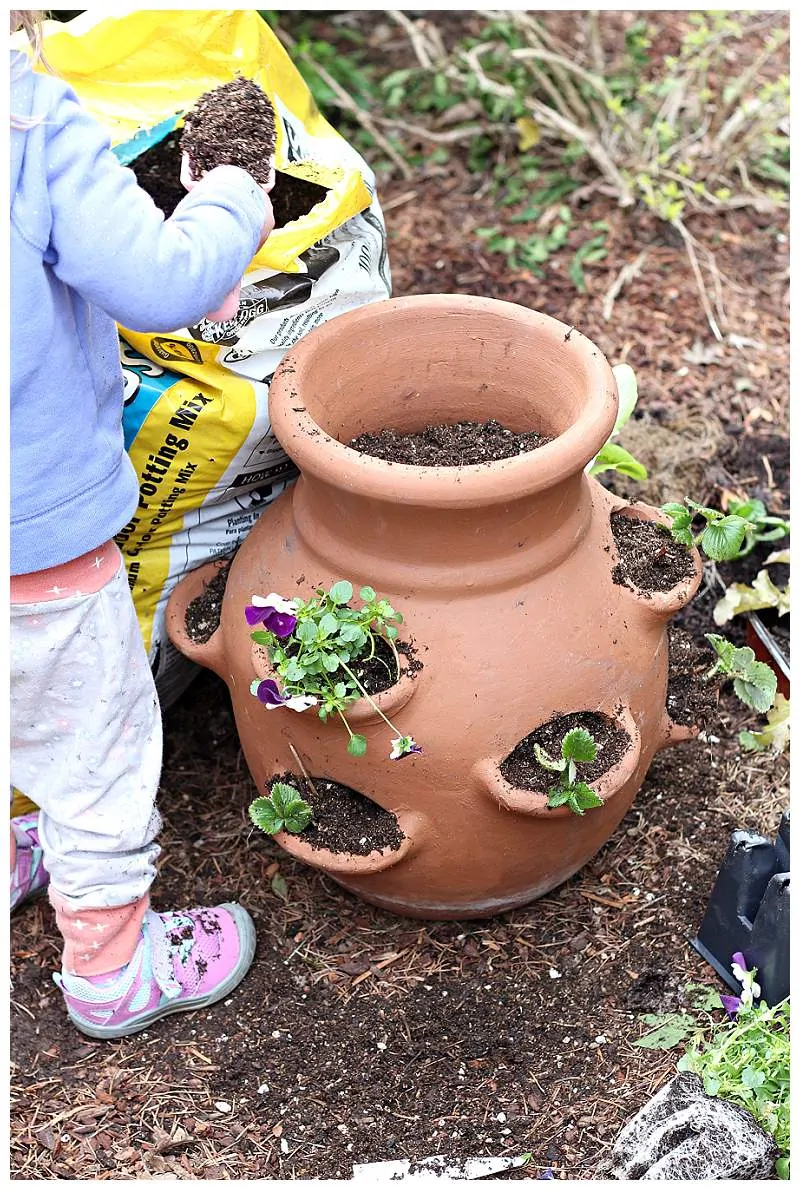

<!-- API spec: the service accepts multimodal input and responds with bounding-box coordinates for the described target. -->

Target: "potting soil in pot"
[269,772,405,856]
[500,711,630,792]
[185,560,234,645]
[610,511,696,593]
[348,419,553,466]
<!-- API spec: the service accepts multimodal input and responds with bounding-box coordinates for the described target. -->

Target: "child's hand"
[180,154,276,322]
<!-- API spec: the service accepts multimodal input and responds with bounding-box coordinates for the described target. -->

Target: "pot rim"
[269,295,619,509]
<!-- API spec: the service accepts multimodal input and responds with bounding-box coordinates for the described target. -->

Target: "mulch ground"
[10,12,788,1182]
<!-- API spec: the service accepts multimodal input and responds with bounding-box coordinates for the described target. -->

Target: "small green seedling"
[704,634,777,713]
[534,728,604,815]
[662,497,789,562]
[249,781,313,836]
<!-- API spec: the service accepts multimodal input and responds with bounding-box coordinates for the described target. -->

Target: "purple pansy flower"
[720,993,742,1018]
[245,593,298,638]
[250,678,317,713]
[389,735,423,760]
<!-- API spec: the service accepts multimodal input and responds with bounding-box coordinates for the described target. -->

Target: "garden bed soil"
[180,77,276,184]
[348,419,553,467]
[11,12,788,1182]
[131,131,329,226]
[269,771,405,856]
[500,711,630,793]
[610,512,697,594]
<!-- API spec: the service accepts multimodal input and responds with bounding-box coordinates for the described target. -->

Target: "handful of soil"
[180,76,277,184]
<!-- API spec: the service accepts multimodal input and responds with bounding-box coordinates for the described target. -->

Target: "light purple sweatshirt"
[10,52,267,574]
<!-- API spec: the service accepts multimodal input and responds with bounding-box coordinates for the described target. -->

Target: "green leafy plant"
[475,203,573,276]
[249,780,313,835]
[713,548,790,624]
[533,728,604,815]
[704,633,777,713]
[661,497,789,562]
[678,997,790,1179]
[246,583,422,760]
[632,960,789,1178]
[739,693,790,754]
[588,363,648,481]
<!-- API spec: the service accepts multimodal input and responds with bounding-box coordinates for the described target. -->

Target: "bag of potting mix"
[31,9,392,707]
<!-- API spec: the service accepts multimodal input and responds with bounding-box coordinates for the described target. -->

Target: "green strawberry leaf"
[700,514,748,561]
[249,797,284,835]
[282,799,313,833]
[572,783,604,810]
[561,728,598,763]
[734,664,777,713]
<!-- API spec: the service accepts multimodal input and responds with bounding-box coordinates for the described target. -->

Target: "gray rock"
[609,1072,778,1180]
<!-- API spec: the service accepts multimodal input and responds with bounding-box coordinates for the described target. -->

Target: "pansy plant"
[246,581,422,760]
[533,728,604,815]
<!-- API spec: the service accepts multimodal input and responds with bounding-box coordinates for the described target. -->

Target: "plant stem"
[339,660,403,736]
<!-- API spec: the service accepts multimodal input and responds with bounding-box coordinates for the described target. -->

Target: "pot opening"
[268,770,405,856]
[610,508,696,596]
[273,299,618,494]
[499,710,631,793]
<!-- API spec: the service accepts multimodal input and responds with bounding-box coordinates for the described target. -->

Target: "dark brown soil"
[130,130,185,218]
[340,634,401,696]
[268,770,405,855]
[184,559,233,644]
[131,130,329,226]
[611,512,697,594]
[500,711,630,793]
[666,627,719,729]
[269,174,330,230]
[348,420,553,467]
[181,77,277,184]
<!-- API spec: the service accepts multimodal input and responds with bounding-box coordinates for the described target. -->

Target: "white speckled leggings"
[10,548,163,913]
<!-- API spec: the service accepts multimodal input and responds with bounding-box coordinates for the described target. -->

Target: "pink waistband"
[10,542,122,604]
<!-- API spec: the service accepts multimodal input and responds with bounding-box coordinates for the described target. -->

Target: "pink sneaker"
[54,904,256,1039]
[10,811,49,912]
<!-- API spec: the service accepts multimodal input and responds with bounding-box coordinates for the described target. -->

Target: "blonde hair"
[11,10,51,129]
[11,10,46,61]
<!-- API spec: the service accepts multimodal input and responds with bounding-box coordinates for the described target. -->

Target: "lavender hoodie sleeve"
[43,87,267,333]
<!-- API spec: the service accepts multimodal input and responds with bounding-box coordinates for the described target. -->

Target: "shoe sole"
[65,903,257,1040]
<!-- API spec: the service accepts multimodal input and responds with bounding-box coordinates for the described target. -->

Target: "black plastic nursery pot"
[692,809,790,1006]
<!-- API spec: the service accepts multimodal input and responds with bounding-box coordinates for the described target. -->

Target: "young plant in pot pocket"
[533,728,604,815]
[246,581,421,760]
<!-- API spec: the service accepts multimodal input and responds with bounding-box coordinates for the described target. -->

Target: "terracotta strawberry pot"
[167,295,702,919]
